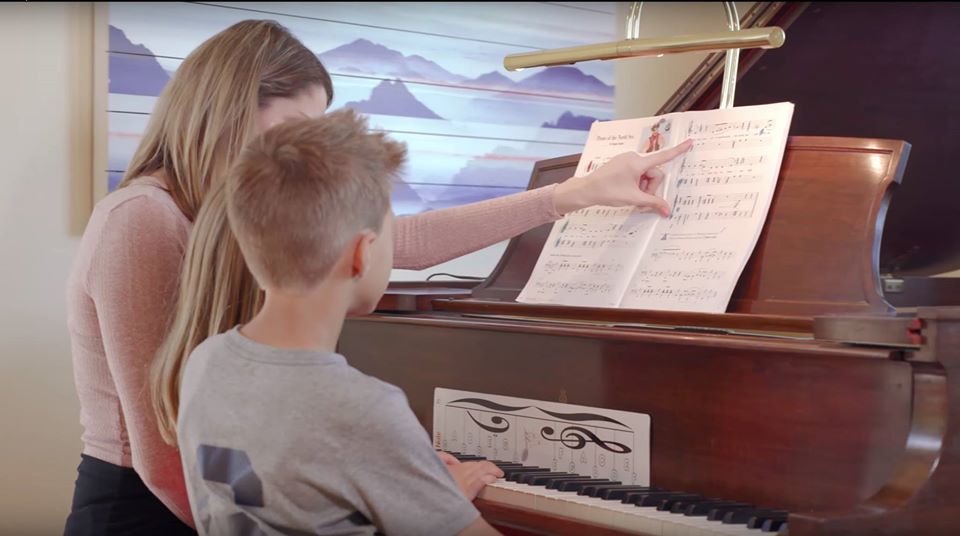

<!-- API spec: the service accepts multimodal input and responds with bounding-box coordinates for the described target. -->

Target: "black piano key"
[556,479,619,492]
[747,511,789,530]
[762,517,788,532]
[624,491,686,506]
[491,462,523,469]
[581,484,660,498]
[722,508,785,525]
[686,501,751,517]
[600,486,659,500]
[504,468,550,481]
[656,494,703,511]
[449,452,486,461]
[707,504,754,521]
[523,472,574,485]
[539,475,592,488]
[669,497,720,514]
[672,498,731,515]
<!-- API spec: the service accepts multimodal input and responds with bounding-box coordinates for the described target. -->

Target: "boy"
[177,110,503,535]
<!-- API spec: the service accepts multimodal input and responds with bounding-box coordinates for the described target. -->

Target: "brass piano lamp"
[503,2,785,109]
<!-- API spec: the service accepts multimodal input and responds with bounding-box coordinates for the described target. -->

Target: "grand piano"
[339,3,960,535]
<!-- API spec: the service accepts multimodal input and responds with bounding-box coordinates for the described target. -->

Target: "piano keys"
[450,451,787,535]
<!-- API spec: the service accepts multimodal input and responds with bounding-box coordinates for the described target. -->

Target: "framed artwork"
[97,2,616,216]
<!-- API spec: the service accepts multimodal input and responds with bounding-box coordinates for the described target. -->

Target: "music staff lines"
[632,268,726,282]
[625,286,721,302]
[686,119,775,137]
[685,119,777,152]
[648,248,737,263]
[668,192,758,226]
[526,280,616,296]
[542,260,626,275]
[676,154,767,188]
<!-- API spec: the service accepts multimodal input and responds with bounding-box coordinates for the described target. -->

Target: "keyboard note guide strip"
[433,388,651,486]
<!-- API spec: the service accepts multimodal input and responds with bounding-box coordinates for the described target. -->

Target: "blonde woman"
[66,19,689,535]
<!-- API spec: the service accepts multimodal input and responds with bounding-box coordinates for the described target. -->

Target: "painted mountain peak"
[516,67,613,98]
[320,38,465,84]
[542,111,606,131]
[343,79,443,120]
[108,25,170,96]
[465,71,516,90]
[320,39,613,98]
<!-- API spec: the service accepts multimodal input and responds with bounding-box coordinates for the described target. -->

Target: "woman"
[66,19,688,534]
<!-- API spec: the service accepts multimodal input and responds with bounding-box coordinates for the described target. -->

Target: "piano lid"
[665,1,960,276]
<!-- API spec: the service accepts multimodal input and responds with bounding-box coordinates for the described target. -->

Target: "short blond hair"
[226,109,405,290]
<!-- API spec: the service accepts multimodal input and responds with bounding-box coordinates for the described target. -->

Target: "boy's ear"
[350,231,377,280]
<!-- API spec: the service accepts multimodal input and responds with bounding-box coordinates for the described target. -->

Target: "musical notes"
[667,192,759,227]
[521,279,617,302]
[542,260,626,276]
[686,118,775,137]
[518,102,795,313]
[625,285,721,307]
[685,119,776,152]
[676,155,766,188]
[648,247,737,264]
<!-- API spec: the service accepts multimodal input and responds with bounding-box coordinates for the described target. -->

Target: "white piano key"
[477,479,764,536]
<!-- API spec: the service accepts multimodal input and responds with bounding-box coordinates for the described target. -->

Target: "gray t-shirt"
[178,327,479,536]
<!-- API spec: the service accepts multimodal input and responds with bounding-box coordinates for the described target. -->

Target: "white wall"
[614,1,756,119]
[0,3,88,534]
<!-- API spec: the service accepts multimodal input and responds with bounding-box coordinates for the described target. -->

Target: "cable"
[425,272,485,282]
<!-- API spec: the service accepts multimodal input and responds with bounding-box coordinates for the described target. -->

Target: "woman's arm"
[394,185,560,270]
[394,141,692,270]
[88,195,195,527]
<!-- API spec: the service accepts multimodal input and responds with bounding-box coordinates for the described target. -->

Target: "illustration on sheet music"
[434,388,651,485]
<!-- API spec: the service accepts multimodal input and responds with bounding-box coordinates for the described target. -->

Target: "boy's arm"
[344,386,496,536]
[458,517,502,536]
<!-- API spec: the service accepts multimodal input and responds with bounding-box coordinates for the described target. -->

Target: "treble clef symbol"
[540,426,631,454]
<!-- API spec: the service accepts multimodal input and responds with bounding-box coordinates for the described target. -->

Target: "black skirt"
[63,454,197,536]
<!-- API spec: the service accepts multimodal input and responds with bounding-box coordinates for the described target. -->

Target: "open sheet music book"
[517,102,795,313]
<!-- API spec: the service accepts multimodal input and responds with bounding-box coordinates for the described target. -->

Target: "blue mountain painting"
[344,79,443,119]
[108,25,171,96]
[542,111,606,131]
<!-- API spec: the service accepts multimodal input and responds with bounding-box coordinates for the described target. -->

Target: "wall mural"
[107,2,615,215]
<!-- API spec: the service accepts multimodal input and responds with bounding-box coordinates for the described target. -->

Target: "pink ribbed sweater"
[65,176,561,525]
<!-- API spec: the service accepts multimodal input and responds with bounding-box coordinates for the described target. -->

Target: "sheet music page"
[516,117,681,307]
[619,102,795,312]
[433,388,651,485]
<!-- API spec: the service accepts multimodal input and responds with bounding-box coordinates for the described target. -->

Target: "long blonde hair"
[152,185,263,444]
[143,20,333,444]
[119,19,333,221]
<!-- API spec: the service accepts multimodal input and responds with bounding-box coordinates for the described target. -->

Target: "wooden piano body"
[339,4,960,534]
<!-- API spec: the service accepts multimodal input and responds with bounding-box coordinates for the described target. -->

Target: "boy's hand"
[437,451,461,467]
[446,461,504,501]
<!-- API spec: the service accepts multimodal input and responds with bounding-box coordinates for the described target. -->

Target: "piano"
[339,3,960,535]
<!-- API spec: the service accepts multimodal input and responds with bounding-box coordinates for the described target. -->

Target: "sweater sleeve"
[393,184,562,270]
[87,195,194,527]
